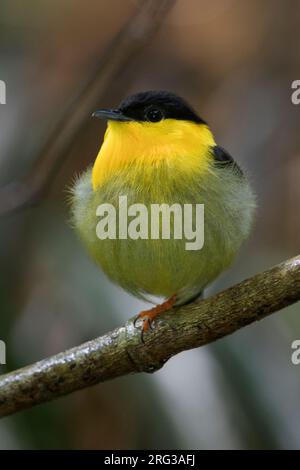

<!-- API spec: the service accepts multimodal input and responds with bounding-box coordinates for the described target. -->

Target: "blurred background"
[0,0,300,450]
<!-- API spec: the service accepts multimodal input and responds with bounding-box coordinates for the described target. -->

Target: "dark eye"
[145,106,164,122]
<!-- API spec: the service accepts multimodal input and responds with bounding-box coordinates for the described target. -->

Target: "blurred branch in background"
[0,0,176,217]
[0,254,299,419]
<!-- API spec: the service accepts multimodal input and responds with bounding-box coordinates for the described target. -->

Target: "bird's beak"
[92,109,133,122]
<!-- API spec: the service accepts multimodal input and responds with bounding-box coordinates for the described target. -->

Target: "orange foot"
[133,295,177,343]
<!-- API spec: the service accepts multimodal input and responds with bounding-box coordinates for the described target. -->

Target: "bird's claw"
[133,295,177,343]
[133,314,154,343]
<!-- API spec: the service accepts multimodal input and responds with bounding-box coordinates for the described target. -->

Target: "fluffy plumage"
[70,91,256,305]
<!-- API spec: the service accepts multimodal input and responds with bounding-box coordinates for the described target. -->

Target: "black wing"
[212,145,243,176]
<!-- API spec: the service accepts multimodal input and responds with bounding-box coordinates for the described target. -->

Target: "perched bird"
[71,90,255,340]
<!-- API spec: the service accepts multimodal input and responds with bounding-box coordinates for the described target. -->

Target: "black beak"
[92,109,133,121]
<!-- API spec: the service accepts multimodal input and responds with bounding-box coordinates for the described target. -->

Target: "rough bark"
[0,255,299,418]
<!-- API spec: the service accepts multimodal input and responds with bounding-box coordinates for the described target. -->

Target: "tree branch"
[0,255,299,418]
[0,0,176,216]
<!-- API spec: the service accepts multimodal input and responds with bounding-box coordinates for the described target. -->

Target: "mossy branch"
[0,255,299,418]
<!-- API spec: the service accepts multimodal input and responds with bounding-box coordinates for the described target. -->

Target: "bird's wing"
[212,145,244,176]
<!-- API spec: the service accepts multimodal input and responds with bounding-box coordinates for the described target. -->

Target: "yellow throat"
[92,119,216,190]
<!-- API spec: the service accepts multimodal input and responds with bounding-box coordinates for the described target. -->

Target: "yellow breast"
[92,119,216,190]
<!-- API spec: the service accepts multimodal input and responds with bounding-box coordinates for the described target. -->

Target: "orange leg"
[134,295,177,343]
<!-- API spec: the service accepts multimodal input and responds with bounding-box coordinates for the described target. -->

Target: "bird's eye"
[144,106,164,122]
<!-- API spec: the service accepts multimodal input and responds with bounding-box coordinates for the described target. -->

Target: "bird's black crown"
[117,90,205,124]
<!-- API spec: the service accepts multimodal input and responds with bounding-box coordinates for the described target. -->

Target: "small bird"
[71,90,255,340]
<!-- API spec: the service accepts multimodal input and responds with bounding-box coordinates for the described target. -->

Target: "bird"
[70,90,256,341]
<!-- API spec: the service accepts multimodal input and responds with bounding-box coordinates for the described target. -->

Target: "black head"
[93,90,206,124]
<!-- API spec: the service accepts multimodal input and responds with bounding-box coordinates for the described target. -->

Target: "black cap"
[93,90,206,124]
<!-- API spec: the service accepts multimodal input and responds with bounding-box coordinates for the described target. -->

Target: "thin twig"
[0,0,176,216]
[0,255,299,418]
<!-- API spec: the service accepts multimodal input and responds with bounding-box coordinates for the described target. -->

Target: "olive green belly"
[71,167,255,301]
